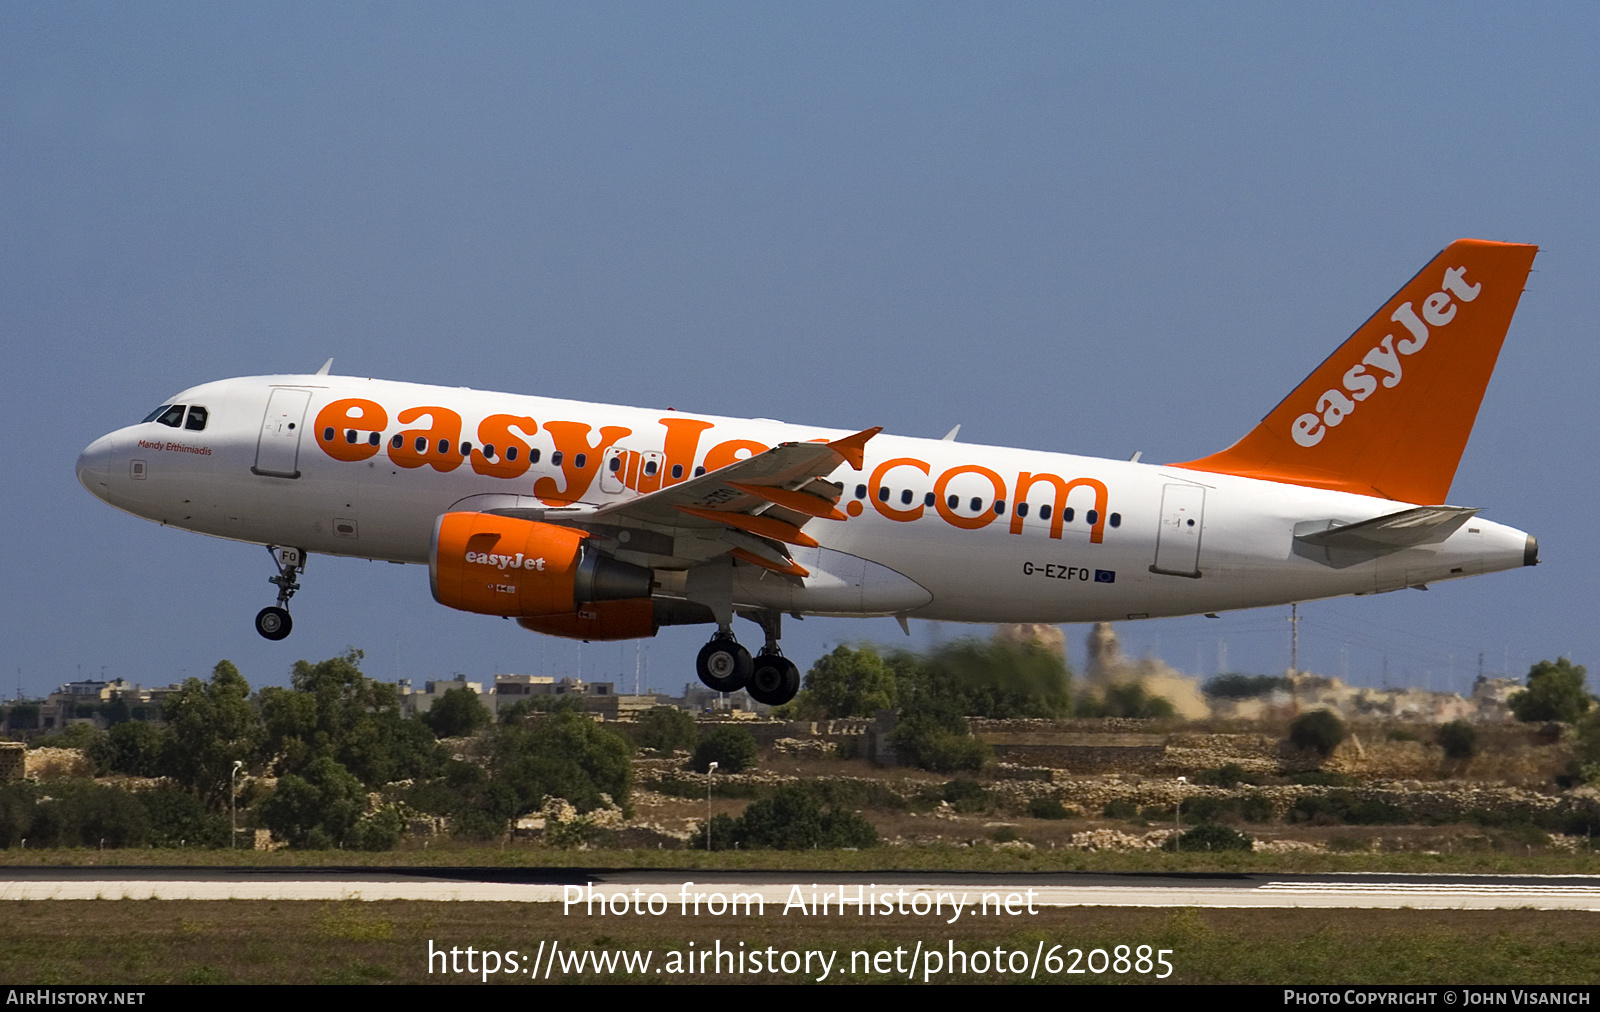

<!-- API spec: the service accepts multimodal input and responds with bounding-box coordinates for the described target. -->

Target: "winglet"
[315,358,334,376]
[828,426,882,470]
[1172,239,1537,504]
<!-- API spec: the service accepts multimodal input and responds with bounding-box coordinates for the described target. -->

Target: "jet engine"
[429,512,652,618]
[518,598,658,640]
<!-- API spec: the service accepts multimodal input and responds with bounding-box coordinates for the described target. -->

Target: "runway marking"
[3,878,1599,910]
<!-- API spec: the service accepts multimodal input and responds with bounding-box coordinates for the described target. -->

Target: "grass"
[1,900,1596,984]
[3,843,1600,875]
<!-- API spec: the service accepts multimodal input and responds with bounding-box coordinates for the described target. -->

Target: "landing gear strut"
[255,545,304,641]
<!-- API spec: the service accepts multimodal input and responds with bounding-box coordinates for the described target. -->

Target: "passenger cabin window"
[855,484,868,499]
[551,451,564,467]
[644,460,657,476]
[183,406,208,431]
[900,489,913,505]
[505,446,518,461]
[154,405,185,428]
[1109,512,1121,528]
[672,464,684,479]
[1039,505,1052,521]
[1017,502,1029,518]
[609,456,622,472]
[924,492,935,507]
[141,405,174,424]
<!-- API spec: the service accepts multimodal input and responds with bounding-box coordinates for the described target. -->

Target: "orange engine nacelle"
[518,599,658,641]
[429,512,653,618]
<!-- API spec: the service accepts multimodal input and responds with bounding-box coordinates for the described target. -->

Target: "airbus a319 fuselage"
[77,240,1541,705]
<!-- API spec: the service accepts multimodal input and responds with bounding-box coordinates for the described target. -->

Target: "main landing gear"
[255,545,304,641]
[693,610,800,706]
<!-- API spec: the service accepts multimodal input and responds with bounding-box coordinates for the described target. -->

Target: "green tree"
[635,707,699,753]
[691,725,759,774]
[897,639,1073,719]
[257,755,369,848]
[91,720,172,777]
[260,650,444,786]
[422,687,491,738]
[1289,709,1346,758]
[1078,682,1177,719]
[1509,659,1592,723]
[794,645,898,719]
[163,660,264,808]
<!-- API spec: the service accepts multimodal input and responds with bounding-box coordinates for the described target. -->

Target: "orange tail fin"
[1173,239,1537,504]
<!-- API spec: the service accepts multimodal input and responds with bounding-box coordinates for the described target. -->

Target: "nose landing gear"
[255,545,304,641]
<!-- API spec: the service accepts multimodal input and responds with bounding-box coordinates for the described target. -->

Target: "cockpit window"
[142,405,174,424]
[184,406,208,431]
[154,405,186,428]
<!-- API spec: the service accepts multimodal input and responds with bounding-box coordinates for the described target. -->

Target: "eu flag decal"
[1094,570,1116,583]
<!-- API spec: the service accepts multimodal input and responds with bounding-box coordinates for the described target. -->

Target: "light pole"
[231,760,244,850]
[705,761,719,852]
[1174,776,1186,850]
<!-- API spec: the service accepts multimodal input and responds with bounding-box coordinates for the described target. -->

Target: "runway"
[5,868,1600,910]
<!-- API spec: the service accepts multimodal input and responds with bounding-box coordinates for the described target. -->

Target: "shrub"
[1027,798,1073,820]
[990,826,1019,843]
[139,788,229,848]
[691,725,759,774]
[1289,770,1357,787]
[1203,674,1291,699]
[1237,794,1276,824]
[0,782,38,847]
[1166,822,1252,851]
[1436,720,1479,759]
[1102,799,1138,820]
[29,781,151,848]
[889,712,988,773]
[689,784,877,850]
[1289,710,1346,758]
[1196,763,1257,788]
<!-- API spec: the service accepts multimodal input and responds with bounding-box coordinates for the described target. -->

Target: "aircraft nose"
[76,433,116,496]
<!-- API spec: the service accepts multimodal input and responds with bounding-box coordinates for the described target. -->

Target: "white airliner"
[77,239,1539,705]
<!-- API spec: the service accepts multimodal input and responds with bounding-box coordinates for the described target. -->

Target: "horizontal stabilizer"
[1292,506,1478,568]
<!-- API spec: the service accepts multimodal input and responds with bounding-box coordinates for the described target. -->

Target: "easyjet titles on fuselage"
[310,398,1115,543]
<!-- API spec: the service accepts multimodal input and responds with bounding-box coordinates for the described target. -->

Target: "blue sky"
[3,4,1596,699]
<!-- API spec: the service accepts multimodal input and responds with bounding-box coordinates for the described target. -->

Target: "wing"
[469,426,881,578]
